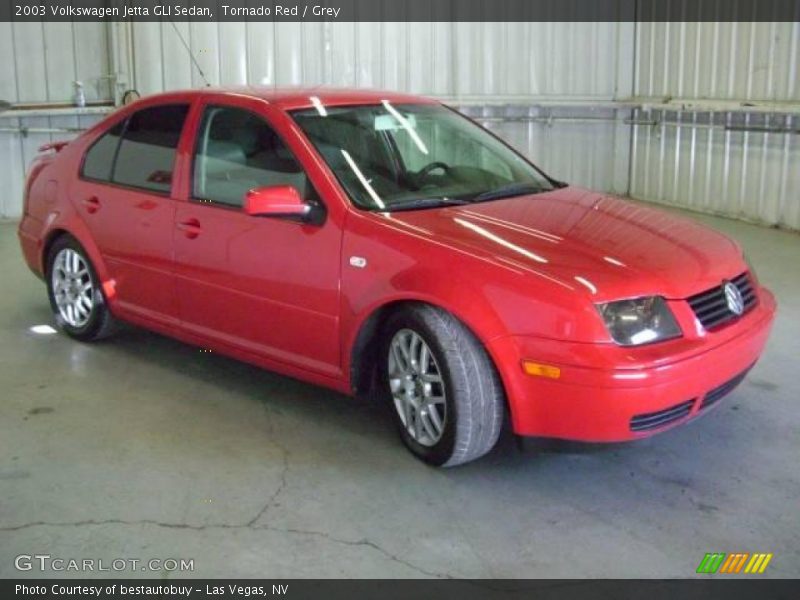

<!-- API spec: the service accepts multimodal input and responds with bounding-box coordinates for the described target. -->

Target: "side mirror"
[244,185,312,220]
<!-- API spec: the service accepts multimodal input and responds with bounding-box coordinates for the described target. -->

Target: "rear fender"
[40,208,114,301]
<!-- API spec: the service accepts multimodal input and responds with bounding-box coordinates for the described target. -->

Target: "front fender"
[340,273,512,397]
[339,210,593,391]
[344,266,511,348]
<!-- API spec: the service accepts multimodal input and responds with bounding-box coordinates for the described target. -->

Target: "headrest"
[205,140,246,165]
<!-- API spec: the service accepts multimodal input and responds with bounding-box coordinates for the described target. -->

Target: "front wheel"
[46,236,116,341]
[381,305,505,467]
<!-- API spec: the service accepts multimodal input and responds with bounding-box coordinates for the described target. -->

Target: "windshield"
[290,102,555,211]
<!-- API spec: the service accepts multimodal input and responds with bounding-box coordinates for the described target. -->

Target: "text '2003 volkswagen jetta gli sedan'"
[18,88,776,466]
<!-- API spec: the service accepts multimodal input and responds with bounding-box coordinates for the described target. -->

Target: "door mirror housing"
[244,185,312,220]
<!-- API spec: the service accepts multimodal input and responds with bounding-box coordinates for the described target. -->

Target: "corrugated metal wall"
[0,114,105,219]
[630,22,800,229]
[629,109,799,230]
[1,20,797,230]
[0,20,112,218]
[634,22,799,102]
[0,21,112,104]
[130,22,624,98]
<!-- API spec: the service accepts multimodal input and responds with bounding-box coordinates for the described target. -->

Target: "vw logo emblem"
[724,281,745,316]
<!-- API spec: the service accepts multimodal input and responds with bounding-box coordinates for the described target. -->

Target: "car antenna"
[168,20,211,87]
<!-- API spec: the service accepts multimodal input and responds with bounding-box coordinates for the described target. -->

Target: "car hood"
[380,186,745,301]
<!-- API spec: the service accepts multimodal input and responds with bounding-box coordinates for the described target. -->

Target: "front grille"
[687,272,757,331]
[701,368,751,410]
[630,399,696,433]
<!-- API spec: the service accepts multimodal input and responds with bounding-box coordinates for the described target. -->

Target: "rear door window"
[111,104,190,194]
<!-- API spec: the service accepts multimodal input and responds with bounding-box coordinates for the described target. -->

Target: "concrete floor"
[0,208,798,579]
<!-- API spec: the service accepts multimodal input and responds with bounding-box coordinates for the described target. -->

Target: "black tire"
[46,235,116,342]
[380,304,504,467]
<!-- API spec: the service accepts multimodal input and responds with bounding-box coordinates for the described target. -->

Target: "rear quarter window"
[81,121,124,181]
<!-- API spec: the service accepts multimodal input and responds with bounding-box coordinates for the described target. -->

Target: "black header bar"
[2,0,800,23]
[5,579,800,600]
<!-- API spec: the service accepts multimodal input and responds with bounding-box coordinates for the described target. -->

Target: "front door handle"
[177,218,202,239]
[82,196,100,214]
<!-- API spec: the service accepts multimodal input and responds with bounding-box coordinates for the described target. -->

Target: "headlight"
[596,296,681,346]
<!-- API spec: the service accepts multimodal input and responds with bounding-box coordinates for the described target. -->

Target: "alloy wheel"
[388,328,447,446]
[51,248,94,328]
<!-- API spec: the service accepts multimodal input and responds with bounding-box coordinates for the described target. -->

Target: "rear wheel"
[381,304,504,467]
[46,236,116,341]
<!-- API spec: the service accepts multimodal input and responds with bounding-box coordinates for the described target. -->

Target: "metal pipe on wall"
[473,115,799,135]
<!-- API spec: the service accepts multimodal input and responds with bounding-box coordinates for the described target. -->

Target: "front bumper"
[489,288,776,441]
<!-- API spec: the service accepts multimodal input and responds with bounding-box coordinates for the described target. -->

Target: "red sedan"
[18,88,776,466]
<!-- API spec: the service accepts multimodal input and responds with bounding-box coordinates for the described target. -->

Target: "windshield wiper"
[472,183,548,203]
[381,197,469,212]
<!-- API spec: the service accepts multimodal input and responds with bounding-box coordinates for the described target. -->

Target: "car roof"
[140,86,439,111]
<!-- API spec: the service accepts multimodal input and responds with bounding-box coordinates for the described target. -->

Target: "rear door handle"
[177,218,202,239]
[82,196,100,214]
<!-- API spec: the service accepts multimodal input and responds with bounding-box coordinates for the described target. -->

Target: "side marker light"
[521,361,561,379]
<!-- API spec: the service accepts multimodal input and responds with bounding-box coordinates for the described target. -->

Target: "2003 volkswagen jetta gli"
[18,88,776,466]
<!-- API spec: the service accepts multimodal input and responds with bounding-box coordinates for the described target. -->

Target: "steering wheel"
[415,161,451,182]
